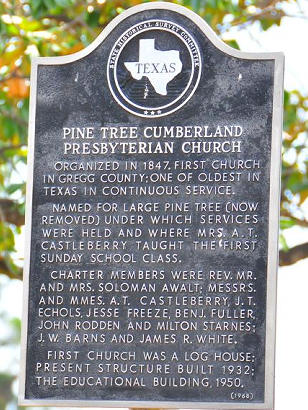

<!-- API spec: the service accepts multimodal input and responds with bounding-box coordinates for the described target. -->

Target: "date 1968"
[231,392,254,400]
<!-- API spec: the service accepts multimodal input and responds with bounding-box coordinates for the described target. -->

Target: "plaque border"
[19,2,284,409]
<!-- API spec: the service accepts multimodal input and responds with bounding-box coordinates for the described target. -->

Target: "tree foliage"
[0,0,307,278]
[0,0,307,408]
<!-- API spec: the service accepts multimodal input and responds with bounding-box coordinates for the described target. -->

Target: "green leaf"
[2,117,17,140]
[260,17,281,31]
[6,25,20,35]
[0,223,15,252]
[0,373,14,403]
[286,170,302,189]
[279,234,289,252]
[43,0,56,11]
[190,0,201,11]
[287,172,308,193]
[20,19,42,32]
[10,317,21,340]
[7,183,24,195]
[225,39,240,50]
[284,90,290,106]
[280,217,296,230]
[1,253,21,276]
[31,0,44,13]
[54,0,72,7]
[86,11,100,28]
[284,104,297,129]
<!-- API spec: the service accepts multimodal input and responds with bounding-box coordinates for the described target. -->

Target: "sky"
[1,1,308,409]
[222,0,308,94]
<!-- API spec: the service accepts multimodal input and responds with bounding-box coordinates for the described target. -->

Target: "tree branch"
[222,2,285,32]
[0,199,25,226]
[279,242,308,266]
[0,144,24,155]
[280,210,308,228]
[44,14,73,23]
[0,258,22,279]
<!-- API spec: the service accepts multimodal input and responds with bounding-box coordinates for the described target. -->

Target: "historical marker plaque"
[19,2,283,409]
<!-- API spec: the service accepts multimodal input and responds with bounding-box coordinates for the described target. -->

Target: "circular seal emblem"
[107,20,201,118]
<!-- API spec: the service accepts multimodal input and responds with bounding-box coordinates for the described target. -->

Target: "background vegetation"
[0,0,307,408]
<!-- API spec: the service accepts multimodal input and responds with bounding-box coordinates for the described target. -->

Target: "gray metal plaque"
[19,2,284,409]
